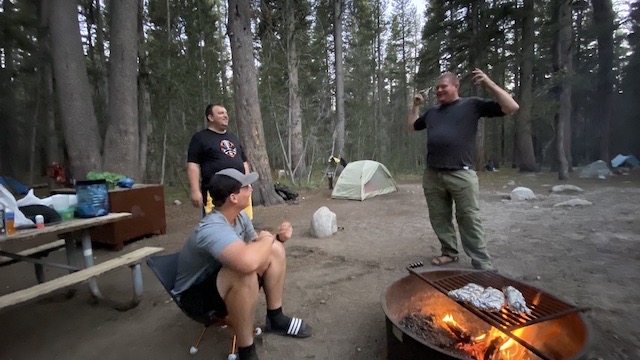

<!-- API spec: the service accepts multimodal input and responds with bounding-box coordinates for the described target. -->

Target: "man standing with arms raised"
[187,104,253,218]
[407,69,519,270]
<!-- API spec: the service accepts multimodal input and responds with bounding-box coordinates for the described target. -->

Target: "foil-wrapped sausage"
[503,286,532,315]
[470,287,505,312]
[448,283,485,303]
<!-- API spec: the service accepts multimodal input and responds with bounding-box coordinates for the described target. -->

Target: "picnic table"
[0,213,163,311]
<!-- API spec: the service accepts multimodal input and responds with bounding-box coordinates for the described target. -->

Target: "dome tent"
[331,160,398,201]
[611,154,640,169]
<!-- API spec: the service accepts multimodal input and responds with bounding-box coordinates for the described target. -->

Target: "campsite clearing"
[0,168,638,359]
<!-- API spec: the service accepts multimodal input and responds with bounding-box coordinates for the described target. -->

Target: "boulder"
[311,206,337,238]
[550,185,584,194]
[579,160,612,179]
[553,199,593,207]
[510,187,536,201]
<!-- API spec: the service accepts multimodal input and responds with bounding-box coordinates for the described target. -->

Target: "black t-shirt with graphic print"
[187,129,247,194]
[413,97,505,170]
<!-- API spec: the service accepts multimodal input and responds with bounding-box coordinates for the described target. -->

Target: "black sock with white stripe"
[267,307,289,330]
[238,343,258,360]
[266,307,311,337]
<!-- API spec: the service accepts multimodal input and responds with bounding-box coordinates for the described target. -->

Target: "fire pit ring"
[381,268,591,360]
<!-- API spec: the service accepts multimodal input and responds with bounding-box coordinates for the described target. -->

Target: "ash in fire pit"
[400,313,473,359]
[400,311,532,360]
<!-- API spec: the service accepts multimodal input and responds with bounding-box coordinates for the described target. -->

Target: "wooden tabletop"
[0,212,132,243]
[50,184,162,195]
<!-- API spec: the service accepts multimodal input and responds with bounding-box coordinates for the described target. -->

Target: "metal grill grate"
[429,270,585,330]
[407,268,589,360]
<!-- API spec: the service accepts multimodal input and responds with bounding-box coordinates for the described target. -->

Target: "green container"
[57,207,75,221]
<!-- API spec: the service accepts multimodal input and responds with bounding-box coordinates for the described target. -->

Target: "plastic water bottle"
[35,214,44,229]
[5,209,16,235]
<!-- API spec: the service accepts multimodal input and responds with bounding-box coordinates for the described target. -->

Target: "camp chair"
[146,252,242,359]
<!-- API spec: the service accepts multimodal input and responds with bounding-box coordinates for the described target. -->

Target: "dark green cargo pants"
[422,168,493,270]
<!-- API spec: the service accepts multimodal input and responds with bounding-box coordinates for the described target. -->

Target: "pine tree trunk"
[552,0,572,180]
[93,0,109,111]
[138,0,151,180]
[103,0,140,179]
[375,0,386,160]
[49,0,103,179]
[228,0,283,206]
[37,0,61,186]
[514,0,538,172]
[287,3,305,180]
[592,0,615,163]
[333,0,346,158]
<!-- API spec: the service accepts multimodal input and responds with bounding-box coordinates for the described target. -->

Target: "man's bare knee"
[217,268,259,300]
[271,241,286,261]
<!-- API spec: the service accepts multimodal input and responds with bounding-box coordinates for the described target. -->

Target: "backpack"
[274,183,298,203]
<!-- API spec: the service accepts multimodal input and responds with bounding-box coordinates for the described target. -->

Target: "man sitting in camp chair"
[173,168,312,360]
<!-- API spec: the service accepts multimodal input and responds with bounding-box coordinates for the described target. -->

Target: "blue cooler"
[75,179,109,218]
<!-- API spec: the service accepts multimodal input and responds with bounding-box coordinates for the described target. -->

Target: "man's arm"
[407,91,425,131]
[218,231,275,274]
[472,68,519,115]
[187,162,203,208]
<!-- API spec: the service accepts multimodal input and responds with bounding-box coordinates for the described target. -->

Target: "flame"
[438,312,534,359]
[442,314,454,323]
[499,328,526,357]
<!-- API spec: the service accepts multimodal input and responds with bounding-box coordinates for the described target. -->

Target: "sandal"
[431,255,459,266]
[265,316,312,338]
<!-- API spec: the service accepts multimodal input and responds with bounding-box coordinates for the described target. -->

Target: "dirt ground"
[1,168,639,360]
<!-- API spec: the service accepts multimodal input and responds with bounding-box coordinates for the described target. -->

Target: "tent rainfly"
[611,154,640,169]
[331,160,397,201]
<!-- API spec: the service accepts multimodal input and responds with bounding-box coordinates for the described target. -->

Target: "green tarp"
[331,160,398,201]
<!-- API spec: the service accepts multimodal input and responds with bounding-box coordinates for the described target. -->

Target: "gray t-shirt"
[172,210,257,295]
[414,97,504,170]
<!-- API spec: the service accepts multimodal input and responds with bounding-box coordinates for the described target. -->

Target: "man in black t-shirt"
[407,69,519,270]
[187,104,253,217]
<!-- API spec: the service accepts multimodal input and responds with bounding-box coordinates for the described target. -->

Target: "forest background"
[0,0,639,205]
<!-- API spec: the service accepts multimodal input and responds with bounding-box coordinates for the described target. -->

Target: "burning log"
[442,315,472,343]
[399,313,475,359]
[483,337,506,360]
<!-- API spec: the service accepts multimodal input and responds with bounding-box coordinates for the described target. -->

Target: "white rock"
[310,206,338,238]
[579,160,612,179]
[174,200,182,205]
[551,184,584,194]
[510,187,536,201]
[553,199,593,207]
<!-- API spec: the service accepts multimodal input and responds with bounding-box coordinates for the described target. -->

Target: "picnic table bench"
[0,213,164,311]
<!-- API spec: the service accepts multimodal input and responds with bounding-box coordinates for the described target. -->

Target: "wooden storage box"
[52,184,167,250]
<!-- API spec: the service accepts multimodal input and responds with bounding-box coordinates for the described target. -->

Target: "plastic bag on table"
[0,184,35,228]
